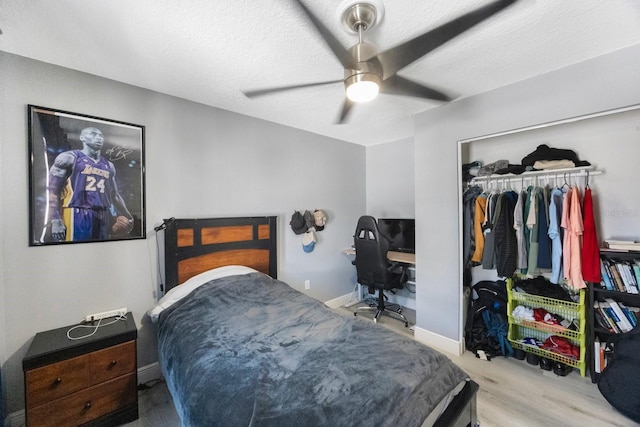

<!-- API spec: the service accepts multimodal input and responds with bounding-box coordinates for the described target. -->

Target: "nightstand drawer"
[89,340,136,384]
[23,313,138,426]
[25,354,89,409]
[27,372,137,427]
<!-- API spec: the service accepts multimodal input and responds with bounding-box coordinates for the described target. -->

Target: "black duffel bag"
[598,324,640,422]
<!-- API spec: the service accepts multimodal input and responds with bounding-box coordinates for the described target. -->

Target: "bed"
[150,216,478,427]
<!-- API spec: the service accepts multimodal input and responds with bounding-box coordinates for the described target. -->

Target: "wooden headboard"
[163,216,277,293]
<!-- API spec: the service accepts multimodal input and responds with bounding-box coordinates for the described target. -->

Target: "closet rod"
[469,166,602,184]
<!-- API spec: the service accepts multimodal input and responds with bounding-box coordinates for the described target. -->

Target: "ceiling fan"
[244,0,518,123]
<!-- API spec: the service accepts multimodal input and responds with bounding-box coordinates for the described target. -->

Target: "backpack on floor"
[464,280,508,358]
[598,324,640,422]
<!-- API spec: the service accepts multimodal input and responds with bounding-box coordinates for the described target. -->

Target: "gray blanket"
[157,272,468,426]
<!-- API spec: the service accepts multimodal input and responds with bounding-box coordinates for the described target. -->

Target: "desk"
[387,251,416,265]
[342,248,416,265]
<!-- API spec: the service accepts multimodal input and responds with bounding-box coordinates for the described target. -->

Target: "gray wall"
[0,99,5,420]
[366,137,415,218]
[0,52,365,413]
[366,137,416,310]
[414,44,640,341]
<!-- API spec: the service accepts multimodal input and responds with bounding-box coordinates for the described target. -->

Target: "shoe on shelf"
[539,357,553,371]
[553,362,573,377]
[526,353,540,365]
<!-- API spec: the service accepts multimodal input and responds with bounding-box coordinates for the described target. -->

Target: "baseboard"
[6,363,164,426]
[414,325,464,356]
[324,292,357,309]
[138,361,162,385]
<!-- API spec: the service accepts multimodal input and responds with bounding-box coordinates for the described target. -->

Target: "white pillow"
[148,265,258,322]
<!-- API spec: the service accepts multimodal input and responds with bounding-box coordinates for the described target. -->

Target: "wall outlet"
[85,307,128,322]
[304,280,310,290]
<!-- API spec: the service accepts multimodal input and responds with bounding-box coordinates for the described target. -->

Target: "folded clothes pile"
[521,144,591,169]
[467,144,593,179]
[462,160,482,182]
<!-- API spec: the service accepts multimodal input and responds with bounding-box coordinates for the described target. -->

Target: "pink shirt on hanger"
[561,188,572,284]
[569,186,586,289]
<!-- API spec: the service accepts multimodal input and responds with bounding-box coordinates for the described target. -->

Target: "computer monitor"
[377,218,416,253]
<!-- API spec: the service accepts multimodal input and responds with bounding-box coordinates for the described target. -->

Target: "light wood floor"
[130,304,639,427]
[349,303,639,427]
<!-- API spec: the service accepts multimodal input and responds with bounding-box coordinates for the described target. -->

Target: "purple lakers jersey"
[62,150,115,210]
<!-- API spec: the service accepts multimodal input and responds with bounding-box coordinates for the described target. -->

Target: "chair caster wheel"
[373,318,378,324]
[404,322,409,327]
[354,312,357,317]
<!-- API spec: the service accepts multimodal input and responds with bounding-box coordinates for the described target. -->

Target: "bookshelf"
[589,249,640,383]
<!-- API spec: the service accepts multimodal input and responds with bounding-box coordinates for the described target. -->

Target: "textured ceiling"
[1,0,640,145]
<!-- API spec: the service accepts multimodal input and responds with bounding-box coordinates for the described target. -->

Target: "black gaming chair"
[353,215,409,327]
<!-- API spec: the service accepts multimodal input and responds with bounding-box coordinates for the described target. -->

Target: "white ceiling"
[1,0,640,146]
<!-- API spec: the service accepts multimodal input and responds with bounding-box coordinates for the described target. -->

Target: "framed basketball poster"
[28,105,146,245]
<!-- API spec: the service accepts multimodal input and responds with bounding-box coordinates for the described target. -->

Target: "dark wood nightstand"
[22,313,138,427]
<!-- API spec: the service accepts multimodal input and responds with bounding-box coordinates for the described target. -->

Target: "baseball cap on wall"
[302,230,317,253]
[313,210,327,231]
[303,210,315,229]
[290,211,308,235]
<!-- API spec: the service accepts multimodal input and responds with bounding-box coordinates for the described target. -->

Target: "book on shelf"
[599,257,640,293]
[594,337,608,373]
[633,260,640,285]
[604,258,626,292]
[594,301,620,333]
[603,240,640,251]
[600,259,614,290]
[618,302,639,327]
[594,300,640,334]
[594,337,601,373]
[604,298,634,332]
[615,261,639,294]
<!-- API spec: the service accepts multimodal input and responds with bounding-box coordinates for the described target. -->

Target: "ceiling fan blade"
[244,79,342,98]
[380,75,451,101]
[293,0,358,69]
[374,0,518,79]
[336,98,354,124]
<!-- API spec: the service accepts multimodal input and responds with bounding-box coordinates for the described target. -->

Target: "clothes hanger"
[561,172,571,191]
[585,170,590,189]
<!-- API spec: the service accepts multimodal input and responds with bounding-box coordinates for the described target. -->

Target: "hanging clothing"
[521,186,533,274]
[581,187,601,283]
[462,185,482,268]
[526,187,541,277]
[568,186,587,289]
[548,188,564,284]
[494,191,518,278]
[465,168,602,291]
[561,188,572,283]
[514,190,528,270]
[536,188,552,270]
[482,193,499,270]
[471,194,487,265]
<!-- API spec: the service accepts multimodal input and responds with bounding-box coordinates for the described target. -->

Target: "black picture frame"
[28,105,146,245]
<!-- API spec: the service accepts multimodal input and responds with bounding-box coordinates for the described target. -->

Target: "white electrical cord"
[66,314,127,340]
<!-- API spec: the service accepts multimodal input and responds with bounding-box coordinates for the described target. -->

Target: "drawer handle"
[110,360,117,366]
[54,377,62,384]
[85,401,92,409]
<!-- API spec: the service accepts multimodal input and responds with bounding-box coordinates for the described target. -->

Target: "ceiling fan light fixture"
[345,73,380,103]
